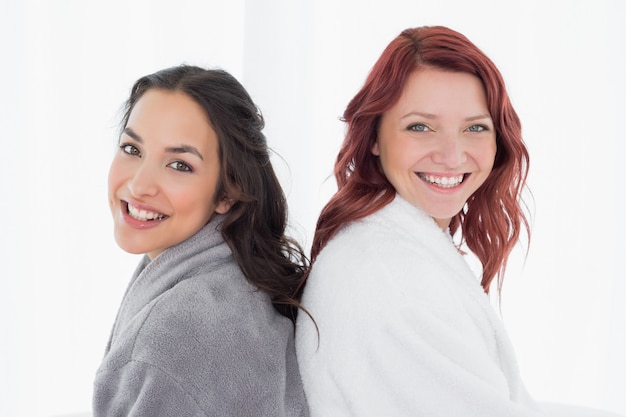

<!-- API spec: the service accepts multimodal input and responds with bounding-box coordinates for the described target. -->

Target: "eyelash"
[167,161,193,172]
[467,124,489,132]
[408,123,430,132]
[120,143,140,156]
[406,124,490,133]
[119,143,193,173]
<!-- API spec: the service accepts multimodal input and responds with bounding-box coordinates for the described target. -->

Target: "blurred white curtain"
[1,1,624,416]
[0,1,247,416]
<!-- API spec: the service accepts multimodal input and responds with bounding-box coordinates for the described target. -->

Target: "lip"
[120,200,168,230]
[416,172,469,192]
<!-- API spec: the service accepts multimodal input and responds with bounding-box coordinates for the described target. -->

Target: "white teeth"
[127,203,166,221]
[420,174,464,188]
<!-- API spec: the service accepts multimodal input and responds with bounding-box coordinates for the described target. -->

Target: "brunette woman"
[94,65,309,417]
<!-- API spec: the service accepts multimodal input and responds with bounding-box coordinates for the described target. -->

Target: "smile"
[126,202,168,221]
[417,173,465,188]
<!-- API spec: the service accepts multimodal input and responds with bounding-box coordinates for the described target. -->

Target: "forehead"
[392,68,489,117]
[126,89,219,154]
[130,90,213,132]
[129,89,208,123]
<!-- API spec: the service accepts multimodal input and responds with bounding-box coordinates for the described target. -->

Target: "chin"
[113,233,150,256]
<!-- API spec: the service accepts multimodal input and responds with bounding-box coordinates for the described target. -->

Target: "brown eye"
[168,161,193,172]
[121,144,140,156]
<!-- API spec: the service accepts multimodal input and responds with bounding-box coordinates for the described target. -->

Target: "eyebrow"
[400,111,492,122]
[123,127,204,161]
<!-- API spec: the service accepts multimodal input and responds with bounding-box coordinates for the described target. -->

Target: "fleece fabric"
[296,195,546,417]
[94,215,309,417]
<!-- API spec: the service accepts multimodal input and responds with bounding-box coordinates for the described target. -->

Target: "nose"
[127,162,159,197]
[432,135,467,168]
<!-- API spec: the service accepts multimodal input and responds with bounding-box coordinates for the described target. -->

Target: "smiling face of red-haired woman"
[373,67,497,230]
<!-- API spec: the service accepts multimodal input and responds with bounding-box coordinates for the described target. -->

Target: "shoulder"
[105,259,294,376]
[300,197,467,324]
[312,198,442,286]
[140,266,292,353]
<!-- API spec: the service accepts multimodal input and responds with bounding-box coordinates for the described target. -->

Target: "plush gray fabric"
[93,216,309,417]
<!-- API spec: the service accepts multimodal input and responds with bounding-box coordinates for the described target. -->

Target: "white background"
[1,1,624,416]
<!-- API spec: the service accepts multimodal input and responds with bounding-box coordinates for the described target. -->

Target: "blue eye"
[467,124,488,132]
[408,123,430,132]
[121,143,140,156]
[168,161,193,172]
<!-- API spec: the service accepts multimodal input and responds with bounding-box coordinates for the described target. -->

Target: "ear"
[215,195,235,214]
[371,139,380,156]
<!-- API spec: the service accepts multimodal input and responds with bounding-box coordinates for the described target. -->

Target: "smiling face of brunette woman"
[108,89,232,259]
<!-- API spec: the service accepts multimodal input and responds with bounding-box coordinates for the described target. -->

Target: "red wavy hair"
[310,26,530,293]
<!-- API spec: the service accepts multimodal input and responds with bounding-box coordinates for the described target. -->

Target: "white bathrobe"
[296,195,620,417]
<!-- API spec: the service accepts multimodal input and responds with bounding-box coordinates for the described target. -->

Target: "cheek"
[107,156,136,204]
[486,142,498,169]
[473,138,497,170]
[171,181,216,215]
[107,159,124,196]
[380,145,419,172]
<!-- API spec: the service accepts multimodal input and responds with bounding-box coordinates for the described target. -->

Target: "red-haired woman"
[296,26,620,417]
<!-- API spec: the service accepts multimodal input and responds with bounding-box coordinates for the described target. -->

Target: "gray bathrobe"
[93,216,309,417]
